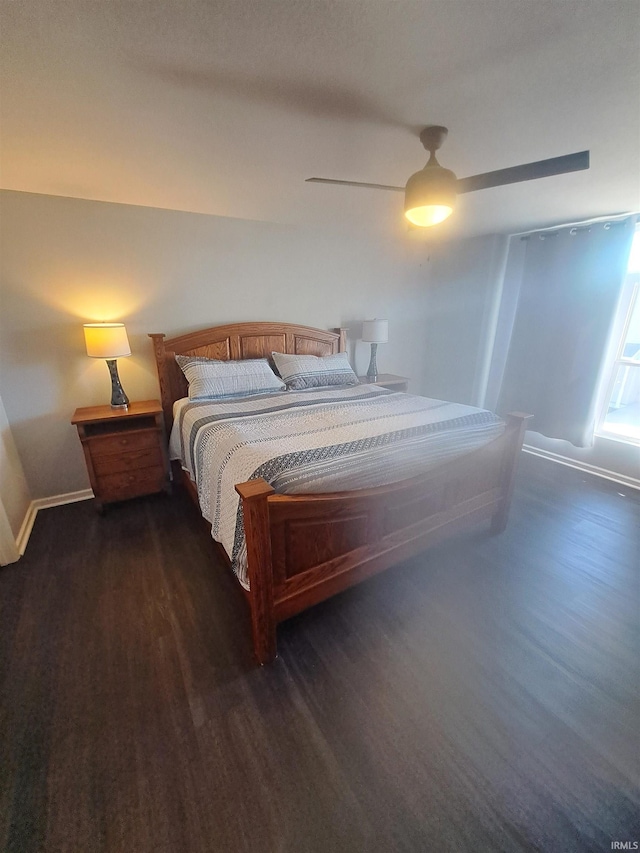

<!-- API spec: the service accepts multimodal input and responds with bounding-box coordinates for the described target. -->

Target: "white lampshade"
[362,319,389,344]
[83,323,131,359]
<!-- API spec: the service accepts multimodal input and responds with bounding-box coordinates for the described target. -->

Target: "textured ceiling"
[1,0,639,241]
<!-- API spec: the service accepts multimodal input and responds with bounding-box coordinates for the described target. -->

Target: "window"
[596,226,640,443]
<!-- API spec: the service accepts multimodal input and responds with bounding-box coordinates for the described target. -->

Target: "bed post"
[235,479,277,665]
[490,412,532,534]
[148,333,174,431]
[337,328,348,353]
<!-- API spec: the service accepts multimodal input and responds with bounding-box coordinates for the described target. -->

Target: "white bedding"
[170,385,504,588]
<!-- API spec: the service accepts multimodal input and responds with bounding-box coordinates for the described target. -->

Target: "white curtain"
[495,216,637,447]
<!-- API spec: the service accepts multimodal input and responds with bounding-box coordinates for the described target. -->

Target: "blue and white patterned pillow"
[271,351,359,390]
[176,356,285,401]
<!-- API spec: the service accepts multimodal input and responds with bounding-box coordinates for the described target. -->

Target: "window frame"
[594,259,640,446]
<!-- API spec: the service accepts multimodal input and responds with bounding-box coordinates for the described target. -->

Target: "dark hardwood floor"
[1,454,638,852]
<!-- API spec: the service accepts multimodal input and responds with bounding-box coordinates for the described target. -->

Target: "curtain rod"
[512,211,637,239]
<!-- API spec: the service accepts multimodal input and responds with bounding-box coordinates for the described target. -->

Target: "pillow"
[175,355,285,401]
[271,351,359,390]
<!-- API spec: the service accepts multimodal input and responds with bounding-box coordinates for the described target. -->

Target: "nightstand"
[358,374,409,392]
[71,400,171,511]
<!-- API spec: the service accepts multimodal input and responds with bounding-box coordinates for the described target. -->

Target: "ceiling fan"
[306,126,590,227]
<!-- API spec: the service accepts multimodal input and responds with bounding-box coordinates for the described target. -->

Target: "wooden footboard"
[236,412,531,664]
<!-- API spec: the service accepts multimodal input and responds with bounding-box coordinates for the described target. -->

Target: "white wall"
[0,190,432,499]
[0,392,32,564]
[3,187,632,505]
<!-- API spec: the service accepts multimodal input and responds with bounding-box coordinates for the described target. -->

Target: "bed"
[150,321,530,664]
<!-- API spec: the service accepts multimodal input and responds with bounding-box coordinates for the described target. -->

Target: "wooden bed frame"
[150,321,531,665]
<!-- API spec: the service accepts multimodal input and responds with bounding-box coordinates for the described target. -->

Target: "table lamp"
[83,323,131,409]
[362,319,389,381]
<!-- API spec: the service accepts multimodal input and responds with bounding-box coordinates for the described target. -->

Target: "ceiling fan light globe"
[405,205,453,227]
[404,164,457,227]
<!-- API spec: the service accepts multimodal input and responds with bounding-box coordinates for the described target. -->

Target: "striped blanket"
[170,385,504,588]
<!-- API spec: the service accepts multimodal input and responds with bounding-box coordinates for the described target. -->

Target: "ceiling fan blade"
[457,150,589,194]
[307,151,590,197]
[305,177,404,192]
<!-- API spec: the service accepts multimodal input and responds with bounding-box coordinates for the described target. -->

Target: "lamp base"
[366,343,379,382]
[106,359,129,409]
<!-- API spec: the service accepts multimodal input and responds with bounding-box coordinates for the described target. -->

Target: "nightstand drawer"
[92,447,163,476]
[89,429,159,457]
[96,467,166,502]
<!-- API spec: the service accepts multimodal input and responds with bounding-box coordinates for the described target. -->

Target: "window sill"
[593,429,640,448]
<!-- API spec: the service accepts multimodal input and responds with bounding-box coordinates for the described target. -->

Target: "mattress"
[170,385,505,588]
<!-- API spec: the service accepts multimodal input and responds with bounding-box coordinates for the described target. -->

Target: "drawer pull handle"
[120,438,129,446]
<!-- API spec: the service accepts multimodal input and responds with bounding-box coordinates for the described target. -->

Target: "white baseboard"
[16,502,38,556]
[522,445,640,491]
[31,488,94,512]
[16,489,94,556]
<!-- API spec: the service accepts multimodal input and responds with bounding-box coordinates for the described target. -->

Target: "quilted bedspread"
[170,385,504,588]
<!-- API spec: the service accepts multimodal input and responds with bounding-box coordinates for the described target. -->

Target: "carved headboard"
[149,322,348,430]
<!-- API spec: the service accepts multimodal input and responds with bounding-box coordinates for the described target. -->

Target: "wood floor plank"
[1,454,638,852]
